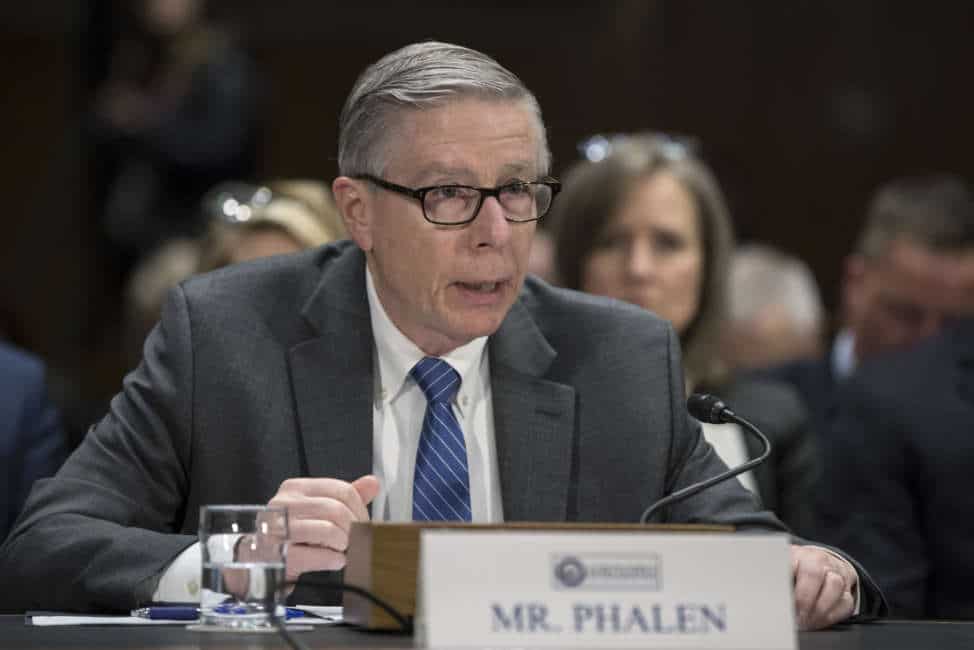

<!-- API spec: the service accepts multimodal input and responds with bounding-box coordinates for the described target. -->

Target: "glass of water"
[199,505,288,629]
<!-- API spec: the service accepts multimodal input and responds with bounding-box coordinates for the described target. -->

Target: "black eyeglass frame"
[353,173,561,226]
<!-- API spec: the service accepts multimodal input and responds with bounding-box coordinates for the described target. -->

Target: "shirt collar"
[366,266,488,410]
[832,328,857,380]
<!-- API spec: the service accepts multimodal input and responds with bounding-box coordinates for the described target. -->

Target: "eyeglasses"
[354,174,561,226]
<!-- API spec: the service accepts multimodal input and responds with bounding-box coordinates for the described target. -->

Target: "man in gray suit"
[0,41,882,629]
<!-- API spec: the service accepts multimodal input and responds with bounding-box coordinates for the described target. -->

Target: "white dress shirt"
[153,267,504,601]
[700,422,758,495]
[365,267,504,523]
[832,329,857,381]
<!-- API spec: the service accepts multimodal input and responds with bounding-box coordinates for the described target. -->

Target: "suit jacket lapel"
[287,250,577,521]
[288,247,374,481]
[489,297,576,522]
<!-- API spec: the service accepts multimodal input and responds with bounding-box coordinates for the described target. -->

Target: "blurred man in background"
[723,243,826,372]
[820,318,974,619]
[766,174,974,440]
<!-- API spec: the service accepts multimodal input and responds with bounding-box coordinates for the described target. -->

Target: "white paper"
[28,614,187,626]
[294,605,343,623]
[28,606,343,626]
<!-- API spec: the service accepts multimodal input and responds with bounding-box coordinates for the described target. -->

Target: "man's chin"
[446,311,507,344]
[460,320,505,342]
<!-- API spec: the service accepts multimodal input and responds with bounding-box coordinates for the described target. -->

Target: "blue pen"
[131,606,305,620]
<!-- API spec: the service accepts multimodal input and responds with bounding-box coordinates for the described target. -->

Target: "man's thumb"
[352,474,382,505]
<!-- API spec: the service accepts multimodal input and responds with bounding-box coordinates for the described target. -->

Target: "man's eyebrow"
[412,161,538,186]
[413,164,476,185]
[498,161,535,178]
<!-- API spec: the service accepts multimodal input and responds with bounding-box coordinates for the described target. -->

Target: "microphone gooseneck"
[639,394,772,524]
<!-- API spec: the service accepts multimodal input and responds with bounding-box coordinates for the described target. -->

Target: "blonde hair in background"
[124,237,202,362]
[197,179,344,272]
[265,179,345,243]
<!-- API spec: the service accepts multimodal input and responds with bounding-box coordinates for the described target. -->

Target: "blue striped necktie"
[410,357,472,521]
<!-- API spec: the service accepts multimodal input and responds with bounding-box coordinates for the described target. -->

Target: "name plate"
[417,530,796,649]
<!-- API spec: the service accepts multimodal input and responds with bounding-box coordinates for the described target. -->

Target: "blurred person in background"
[0,341,67,541]
[526,227,557,283]
[820,317,974,619]
[723,243,826,372]
[196,179,345,271]
[124,179,343,365]
[765,174,974,443]
[550,133,820,536]
[122,237,201,369]
[88,0,261,278]
[71,0,261,449]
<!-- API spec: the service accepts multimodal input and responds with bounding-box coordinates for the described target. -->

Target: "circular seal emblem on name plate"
[554,556,587,588]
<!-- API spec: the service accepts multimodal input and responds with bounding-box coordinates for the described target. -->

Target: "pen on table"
[131,606,306,620]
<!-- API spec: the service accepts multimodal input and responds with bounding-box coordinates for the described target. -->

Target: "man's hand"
[268,475,381,585]
[791,544,858,631]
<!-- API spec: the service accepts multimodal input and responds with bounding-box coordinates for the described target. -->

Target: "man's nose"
[471,195,513,247]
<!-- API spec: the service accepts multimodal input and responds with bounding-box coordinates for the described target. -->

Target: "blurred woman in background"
[549,133,820,536]
[196,179,344,271]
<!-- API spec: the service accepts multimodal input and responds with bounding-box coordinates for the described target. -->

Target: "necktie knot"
[410,357,461,405]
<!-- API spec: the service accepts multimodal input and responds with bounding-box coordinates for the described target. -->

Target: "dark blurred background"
[1,0,972,440]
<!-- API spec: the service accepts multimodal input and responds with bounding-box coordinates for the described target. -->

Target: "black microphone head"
[686,393,731,424]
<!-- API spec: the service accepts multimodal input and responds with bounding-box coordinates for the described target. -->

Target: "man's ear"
[333,176,373,251]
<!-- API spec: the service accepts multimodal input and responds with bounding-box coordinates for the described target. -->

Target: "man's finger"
[353,475,382,508]
[269,494,357,535]
[793,556,826,626]
[286,543,347,583]
[802,570,847,630]
[278,477,366,508]
[826,590,856,627]
[288,518,351,551]
[309,477,369,521]
[272,477,370,523]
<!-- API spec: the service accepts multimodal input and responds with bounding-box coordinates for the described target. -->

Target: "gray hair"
[729,244,825,334]
[857,174,974,260]
[337,41,550,177]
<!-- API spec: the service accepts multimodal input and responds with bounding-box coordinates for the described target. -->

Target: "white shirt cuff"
[152,542,202,603]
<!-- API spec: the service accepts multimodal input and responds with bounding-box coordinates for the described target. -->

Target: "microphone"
[639,393,772,524]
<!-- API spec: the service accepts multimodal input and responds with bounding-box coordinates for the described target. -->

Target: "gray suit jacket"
[0,242,879,615]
